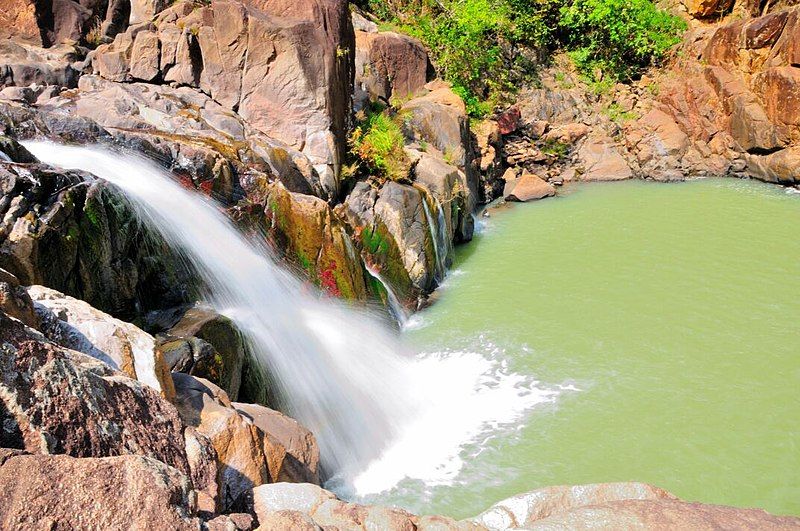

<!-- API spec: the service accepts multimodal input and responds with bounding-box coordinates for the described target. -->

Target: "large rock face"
[0,451,200,530]
[0,160,192,320]
[90,0,354,198]
[0,310,190,475]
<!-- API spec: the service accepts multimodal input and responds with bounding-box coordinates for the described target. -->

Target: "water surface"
[384,178,800,518]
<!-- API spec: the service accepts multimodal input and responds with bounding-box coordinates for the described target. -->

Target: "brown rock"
[744,10,789,49]
[704,20,745,67]
[354,30,429,109]
[172,372,270,510]
[683,0,734,17]
[0,0,41,45]
[0,311,191,475]
[768,9,800,67]
[543,122,589,144]
[0,269,38,328]
[185,426,220,515]
[0,452,200,529]
[745,146,800,183]
[505,172,556,202]
[756,66,800,133]
[257,510,321,530]
[131,0,172,24]
[496,106,521,135]
[234,402,320,484]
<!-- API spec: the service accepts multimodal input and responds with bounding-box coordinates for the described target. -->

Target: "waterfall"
[0,150,11,162]
[420,192,448,284]
[363,263,411,326]
[24,141,551,497]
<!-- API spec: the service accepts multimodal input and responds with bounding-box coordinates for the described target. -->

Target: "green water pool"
[388,178,799,519]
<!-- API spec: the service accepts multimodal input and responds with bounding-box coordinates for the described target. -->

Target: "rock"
[129,30,161,82]
[526,499,800,529]
[745,146,800,183]
[256,510,321,530]
[472,482,675,529]
[0,310,191,475]
[755,66,800,137]
[131,0,172,24]
[354,30,430,110]
[768,9,800,67]
[505,172,556,202]
[496,106,521,135]
[0,86,35,103]
[0,0,41,45]
[0,134,36,162]
[543,122,589,144]
[234,402,320,484]
[0,268,38,328]
[205,512,256,530]
[473,119,504,201]
[260,183,368,300]
[161,305,245,400]
[0,162,192,320]
[0,452,200,529]
[744,10,789,49]
[683,0,734,18]
[252,482,336,516]
[28,285,176,398]
[185,426,220,515]
[576,136,633,181]
[172,372,270,510]
[352,10,378,33]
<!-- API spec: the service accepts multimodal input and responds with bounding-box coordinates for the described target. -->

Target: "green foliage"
[559,0,686,80]
[359,0,685,113]
[602,102,638,122]
[349,103,410,181]
[541,139,569,158]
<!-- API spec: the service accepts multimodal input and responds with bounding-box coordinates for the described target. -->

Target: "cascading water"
[24,141,555,499]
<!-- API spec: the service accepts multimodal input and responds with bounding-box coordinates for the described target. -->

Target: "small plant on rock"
[349,103,411,182]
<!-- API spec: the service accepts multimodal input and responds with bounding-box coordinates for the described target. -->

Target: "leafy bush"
[349,103,410,181]
[359,0,685,115]
[559,0,686,80]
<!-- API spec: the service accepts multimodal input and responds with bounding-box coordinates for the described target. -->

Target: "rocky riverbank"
[1,0,799,528]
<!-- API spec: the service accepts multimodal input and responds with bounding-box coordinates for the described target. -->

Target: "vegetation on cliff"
[357,0,685,116]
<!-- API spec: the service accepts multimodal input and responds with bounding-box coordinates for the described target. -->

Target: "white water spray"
[25,141,554,497]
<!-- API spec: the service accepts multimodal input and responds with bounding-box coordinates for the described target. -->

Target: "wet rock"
[354,30,430,110]
[0,310,191,475]
[0,134,35,162]
[0,452,200,529]
[505,172,556,202]
[161,304,245,401]
[260,183,368,300]
[0,162,192,320]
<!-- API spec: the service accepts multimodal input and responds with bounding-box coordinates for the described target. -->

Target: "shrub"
[559,0,686,80]
[349,103,410,181]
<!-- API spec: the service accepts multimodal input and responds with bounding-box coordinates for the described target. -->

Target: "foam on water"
[24,141,554,496]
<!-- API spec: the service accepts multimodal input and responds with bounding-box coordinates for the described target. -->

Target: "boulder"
[755,66,800,137]
[161,305,246,400]
[0,310,190,475]
[260,183,368,300]
[683,0,734,18]
[0,452,200,529]
[0,41,81,89]
[354,30,430,110]
[130,0,172,24]
[29,284,176,397]
[0,268,38,328]
[172,372,271,510]
[185,426,220,515]
[472,482,674,529]
[234,402,320,484]
[576,136,633,181]
[505,172,556,202]
[768,9,800,67]
[745,146,800,183]
[0,134,36,162]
